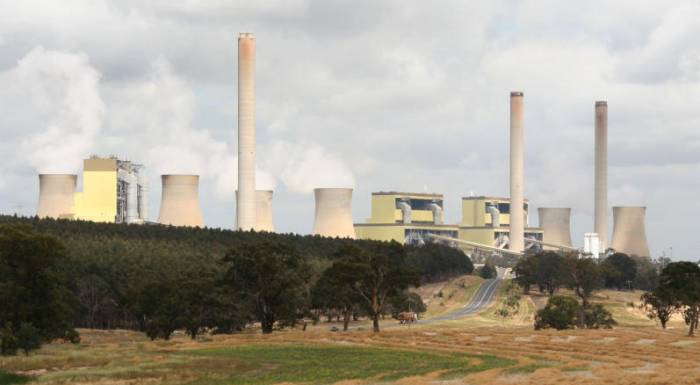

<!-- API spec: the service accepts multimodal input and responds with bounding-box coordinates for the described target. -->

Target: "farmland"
[1,279,697,385]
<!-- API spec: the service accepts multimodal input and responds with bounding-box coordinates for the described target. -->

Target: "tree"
[562,255,602,328]
[0,224,79,355]
[656,262,700,336]
[387,291,427,319]
[311,265,362,331]
[222,240,310,334]
[601,253,637,290]
[479,263,496,279]
[329,242,420,332]
[640,290,675,329]
[405,243,473,282]
[535,252,565,296]
[514,254,539,294]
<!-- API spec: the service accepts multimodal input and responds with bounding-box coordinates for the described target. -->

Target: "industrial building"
[611,206,650,257]
[354,193,543,251]
[354,192,457,243]
[37,156,148,224]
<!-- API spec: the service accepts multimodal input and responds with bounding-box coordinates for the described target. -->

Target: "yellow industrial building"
[354,192,543,251]
[36,156,149,224]
[74,158,120,223]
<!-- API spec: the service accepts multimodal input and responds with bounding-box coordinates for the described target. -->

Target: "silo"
[538,207,573,249]
[37,174,77,219]
[313,188,355,239]
[157,175,204,227]
[611,206,650,257]
[236,32,257,230]
[594,101,608,252]
[509,91,525,252]
[236,189,274,232]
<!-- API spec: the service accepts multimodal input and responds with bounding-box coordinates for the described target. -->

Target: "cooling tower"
[509,91,525,252]
[236,32,256,231]
[255,190,274,232]
[611,206,650,257]
[236,190,274,232]
[37,174,77,219]
[313,188,355,239]
[594,101,608,252]
[538,208,573,249]
[157,175,204,227]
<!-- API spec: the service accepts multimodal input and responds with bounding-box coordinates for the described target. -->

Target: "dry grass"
[2,282,699,384]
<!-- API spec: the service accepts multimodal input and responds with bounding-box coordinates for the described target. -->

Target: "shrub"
[534,296,580,330]
[583,304,616,329]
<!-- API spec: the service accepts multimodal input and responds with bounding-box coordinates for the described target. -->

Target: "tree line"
[0,216,474,355]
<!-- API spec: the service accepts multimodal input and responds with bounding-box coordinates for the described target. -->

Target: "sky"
[0,1,698,260]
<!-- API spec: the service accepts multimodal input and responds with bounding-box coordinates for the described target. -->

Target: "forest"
[0,215,473,354]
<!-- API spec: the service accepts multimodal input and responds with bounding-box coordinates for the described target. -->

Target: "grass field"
[2,279,699,384]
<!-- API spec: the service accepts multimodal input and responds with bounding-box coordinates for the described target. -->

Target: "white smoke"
[10,47,104,173]
[262,140,355,194]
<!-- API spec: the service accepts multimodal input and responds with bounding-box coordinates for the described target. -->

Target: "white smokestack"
[611,206,650,257]
[158,175,204,227]
[594,101,608,253]
[37,174,77,219]
[313,188,355,239]
[236,32,256,231]
[509,91,525,252]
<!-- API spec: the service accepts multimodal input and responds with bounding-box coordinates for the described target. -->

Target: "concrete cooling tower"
[313,188,355,239]
[538,208,573,249]
[236,189,274,232]
[236,32,257,231]
[611,206,650,257]
[37,174,77,219]
[255,190,274,232]
[509,91,525,252]
[157,175,204,227]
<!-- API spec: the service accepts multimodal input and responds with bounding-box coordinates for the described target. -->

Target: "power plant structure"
[236,189,274,232]
[236,32,257,231]
[611,206,650,257]
[27,34,659,256]
[355,193,543,253]
[538,208,573,250]
[37,174,77,219]
[157,175,204,227]
[594,101,608,254]
[313,188,355,239]
[37,157,148,224]
[509,91,525,252]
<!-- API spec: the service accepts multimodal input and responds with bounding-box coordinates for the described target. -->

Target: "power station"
[31,34,655,257]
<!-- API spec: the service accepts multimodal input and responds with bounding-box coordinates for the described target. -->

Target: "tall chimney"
[236,32,256,230]
[158,175,204,227]
[37,174,77,219]
[509,91,525,252]
[594,101,608,253]
[313,188,355,239]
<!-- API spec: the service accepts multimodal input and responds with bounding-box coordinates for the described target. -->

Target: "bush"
[583,304,616,329]
[535,296,616,330]
[479,264,496,279]
[15,323,42,356]
[535,296,580,330]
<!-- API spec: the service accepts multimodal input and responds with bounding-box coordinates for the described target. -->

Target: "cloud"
[1,46,104,174]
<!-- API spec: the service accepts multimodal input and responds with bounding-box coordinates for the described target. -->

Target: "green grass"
[182,343,515,384]
[0,371,30,385]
